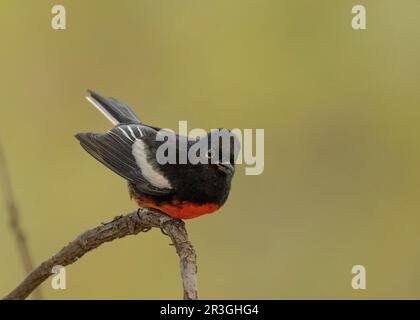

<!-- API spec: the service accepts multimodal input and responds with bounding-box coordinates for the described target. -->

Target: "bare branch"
[0,140,43,300]
[3,208,198,300]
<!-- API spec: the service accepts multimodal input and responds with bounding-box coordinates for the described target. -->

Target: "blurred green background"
[1,0,420,299]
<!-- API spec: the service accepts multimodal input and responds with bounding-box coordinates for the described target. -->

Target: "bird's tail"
[86,90,141,125]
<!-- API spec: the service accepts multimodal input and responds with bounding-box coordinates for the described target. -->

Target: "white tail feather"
[85,96,119,125]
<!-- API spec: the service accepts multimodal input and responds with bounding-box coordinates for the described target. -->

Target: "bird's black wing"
[75,124,173,196]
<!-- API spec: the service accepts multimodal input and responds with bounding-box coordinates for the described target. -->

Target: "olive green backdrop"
[1,0,420,299]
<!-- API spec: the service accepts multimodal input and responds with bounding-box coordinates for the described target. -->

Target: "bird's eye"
[206,150,216,159]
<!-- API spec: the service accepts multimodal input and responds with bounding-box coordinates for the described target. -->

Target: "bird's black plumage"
[76,90,240,219]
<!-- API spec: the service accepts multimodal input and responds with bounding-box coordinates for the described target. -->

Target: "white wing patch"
[118,127,134,142]
[127,126,137,140]
[132,139,172,189]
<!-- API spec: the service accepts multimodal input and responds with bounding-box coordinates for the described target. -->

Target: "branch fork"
[3,208,198,300]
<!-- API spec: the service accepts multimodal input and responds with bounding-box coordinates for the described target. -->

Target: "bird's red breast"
[134,196,220,219]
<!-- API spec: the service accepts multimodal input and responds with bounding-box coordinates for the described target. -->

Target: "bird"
[75,90,240,219]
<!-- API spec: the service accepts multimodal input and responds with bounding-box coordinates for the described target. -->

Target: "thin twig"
[3,208,198,300]
[0,140,42,300]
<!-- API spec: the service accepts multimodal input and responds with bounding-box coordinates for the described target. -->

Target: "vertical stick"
[0,140,42,300]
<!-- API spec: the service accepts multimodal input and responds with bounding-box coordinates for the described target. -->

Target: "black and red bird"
[75,90,239,219]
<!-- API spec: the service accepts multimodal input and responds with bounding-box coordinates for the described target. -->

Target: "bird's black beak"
[216,162,235,174]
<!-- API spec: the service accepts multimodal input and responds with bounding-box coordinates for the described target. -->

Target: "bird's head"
[197,128,241,176]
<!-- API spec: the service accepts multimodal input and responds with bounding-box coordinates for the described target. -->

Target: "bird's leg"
[136,208,152,232]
